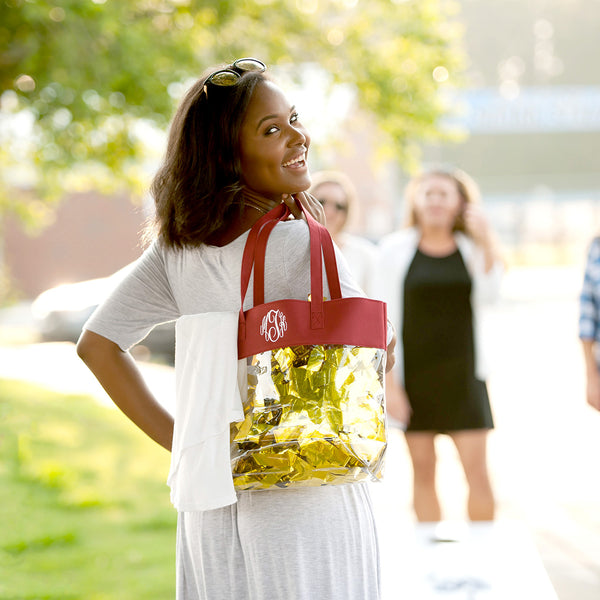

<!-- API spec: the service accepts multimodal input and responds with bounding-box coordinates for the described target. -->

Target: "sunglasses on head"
[317,198,348,213]
[203,58,266,94]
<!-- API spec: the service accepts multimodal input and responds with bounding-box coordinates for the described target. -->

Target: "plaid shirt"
[579,237,600,343]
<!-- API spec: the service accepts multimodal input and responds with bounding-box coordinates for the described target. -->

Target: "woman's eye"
[264,113,299,135]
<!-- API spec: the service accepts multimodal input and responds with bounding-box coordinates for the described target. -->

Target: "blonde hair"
[404,167,481,234]
[309,170,358,227]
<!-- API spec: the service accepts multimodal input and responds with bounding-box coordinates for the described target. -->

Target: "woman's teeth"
[283,154,305,167]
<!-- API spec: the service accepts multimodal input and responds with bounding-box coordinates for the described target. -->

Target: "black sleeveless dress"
[402,248,494,432]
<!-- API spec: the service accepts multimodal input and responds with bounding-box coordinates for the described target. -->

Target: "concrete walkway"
[1,266,599,599]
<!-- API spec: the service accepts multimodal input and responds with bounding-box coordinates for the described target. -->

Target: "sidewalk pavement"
[1,266,599,599]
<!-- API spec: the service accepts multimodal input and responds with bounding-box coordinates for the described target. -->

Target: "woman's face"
[413,174,463,231]
[313,182,348,236]
[239,81,311,201]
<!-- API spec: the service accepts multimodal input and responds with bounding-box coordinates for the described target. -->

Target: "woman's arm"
[579,238,600,411]
[385,370,411,428]
[77,330,174,451]
[581,339,600,411]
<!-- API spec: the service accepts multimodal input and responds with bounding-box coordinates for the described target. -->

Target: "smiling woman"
[75,58,393,600]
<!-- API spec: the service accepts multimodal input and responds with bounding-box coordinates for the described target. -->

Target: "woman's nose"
[289,124,307,146]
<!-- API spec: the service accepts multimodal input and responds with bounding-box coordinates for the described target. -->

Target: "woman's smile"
[282,152,307,169]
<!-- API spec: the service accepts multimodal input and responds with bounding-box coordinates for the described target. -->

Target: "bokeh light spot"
[327,28,344,46]
[49,7,66,21]
[16,75,36,92]
[433,66,449,83]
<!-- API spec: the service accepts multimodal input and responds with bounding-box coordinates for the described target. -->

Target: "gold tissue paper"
[231,344,386,490]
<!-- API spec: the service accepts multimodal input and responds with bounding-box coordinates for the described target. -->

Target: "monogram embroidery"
[260,309,288,343]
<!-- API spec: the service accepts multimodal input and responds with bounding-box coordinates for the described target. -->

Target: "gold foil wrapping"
[231,344,386,490]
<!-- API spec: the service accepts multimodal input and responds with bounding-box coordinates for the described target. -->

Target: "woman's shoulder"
[589,236,600,255]
[581,236,600,269]
[134,237,169,267]
[270,218,310,245]
[260,220,310,270]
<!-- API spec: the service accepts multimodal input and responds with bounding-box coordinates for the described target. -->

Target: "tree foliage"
[0,0,465,221]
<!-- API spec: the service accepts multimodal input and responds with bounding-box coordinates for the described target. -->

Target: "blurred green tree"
[0,0,464,224]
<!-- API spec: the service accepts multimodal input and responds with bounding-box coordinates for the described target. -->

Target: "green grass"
[0,379,176,600]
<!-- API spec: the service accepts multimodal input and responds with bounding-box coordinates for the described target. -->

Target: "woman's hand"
[283,192,326,226]
[385,328,397,374]
[463,205,492,248]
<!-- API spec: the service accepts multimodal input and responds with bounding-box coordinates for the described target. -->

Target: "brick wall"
[4,191,147,299]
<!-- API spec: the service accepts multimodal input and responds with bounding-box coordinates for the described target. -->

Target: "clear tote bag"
[231,201,388,490]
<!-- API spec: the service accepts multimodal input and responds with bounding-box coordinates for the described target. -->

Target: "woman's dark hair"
[148,65,268,248]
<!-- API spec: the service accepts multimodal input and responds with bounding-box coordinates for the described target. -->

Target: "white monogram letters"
[260,309,288,343]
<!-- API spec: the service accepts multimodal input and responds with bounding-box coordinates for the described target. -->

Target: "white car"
[31,265,175,363]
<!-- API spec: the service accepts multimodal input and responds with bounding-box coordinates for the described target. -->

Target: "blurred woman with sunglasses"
[77,59,394,599]
[310,170,377,294]
[373,167,503,523]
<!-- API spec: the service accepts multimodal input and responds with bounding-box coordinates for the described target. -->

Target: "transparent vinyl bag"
[231,344,386,490]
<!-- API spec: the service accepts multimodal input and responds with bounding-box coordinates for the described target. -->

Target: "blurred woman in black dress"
[374,168,503,522]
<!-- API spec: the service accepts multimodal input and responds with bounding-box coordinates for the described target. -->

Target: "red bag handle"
[254,198,342,304]
[239,203,289,340]
[318,217,342,301]
[253,206,292,306]
[239,198,343,338]
[239,203,287,307]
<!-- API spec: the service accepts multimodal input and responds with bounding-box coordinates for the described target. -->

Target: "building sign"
[447,86,600,134]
